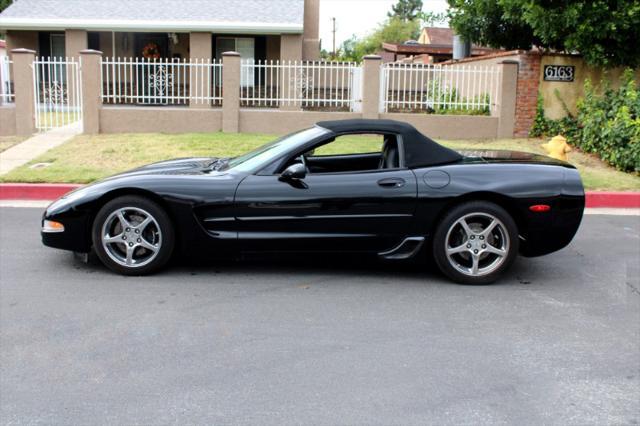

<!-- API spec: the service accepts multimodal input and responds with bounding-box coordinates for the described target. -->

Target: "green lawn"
[1,132,638,191]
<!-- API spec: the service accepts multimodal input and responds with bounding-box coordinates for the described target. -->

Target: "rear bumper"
[520,191,585,257]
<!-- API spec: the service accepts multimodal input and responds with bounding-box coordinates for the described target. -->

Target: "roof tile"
[0,0,304,26]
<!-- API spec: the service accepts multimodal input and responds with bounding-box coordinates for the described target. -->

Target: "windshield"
[224,126,328,173]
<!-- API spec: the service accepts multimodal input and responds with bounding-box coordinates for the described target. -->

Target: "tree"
[388,0,424,21]
[0,0,12,13]
[447,0,539,50]
[447,0,640,68]
[336,18,421,62]
[517,0,640,68]
[417,10,448,28]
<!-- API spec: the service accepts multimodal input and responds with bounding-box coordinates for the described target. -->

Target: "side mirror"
[279,163,307,181]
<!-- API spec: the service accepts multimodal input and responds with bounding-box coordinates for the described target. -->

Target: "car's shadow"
[64,249,541,287]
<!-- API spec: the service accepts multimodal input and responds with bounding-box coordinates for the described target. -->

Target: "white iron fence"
[382,63,501,114]
[0,56,13,105]
[101,58,223,106]
[240,60,362,111]
[33,57,83,131]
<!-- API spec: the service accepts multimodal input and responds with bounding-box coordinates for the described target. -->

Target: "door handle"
[377,177,406,188]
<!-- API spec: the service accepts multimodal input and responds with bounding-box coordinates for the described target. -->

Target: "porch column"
[362,55,382,119]
[222,51,240,133]
[65,30,88,59]
[302,0,320,60]
[279,34,303,110]
[496,60,518,138]
[11,48,36,136]
[190,32,212,109]
[80,49,103,134]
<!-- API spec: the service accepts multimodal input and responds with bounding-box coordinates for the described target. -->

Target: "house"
[417,27,454,45]
[0,0,320,62]
[382,27,498,63]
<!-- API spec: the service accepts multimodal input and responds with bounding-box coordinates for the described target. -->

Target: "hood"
[126,157,218,175]
[46,157,232,214]
[459,150,575,168]
[89,157,230,182]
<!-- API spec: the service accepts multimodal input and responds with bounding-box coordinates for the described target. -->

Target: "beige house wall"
[0,106,16,136]
[280,34,303,61]
[80,50,102,134]
[11,48,36,135]
[381,113,499,139]
[97,107,499,139]
[100,107,222,133]
[222,52,241,132]
[64,30,87,58]
[303,0,320,60]
[539,54,640,119]
[5,30,38,57]
[189,33,210,59]
[239,110,357,134]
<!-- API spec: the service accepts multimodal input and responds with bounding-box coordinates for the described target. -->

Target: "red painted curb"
[0,184,638,208]
[585,191,640,208]
[0,183,81,201]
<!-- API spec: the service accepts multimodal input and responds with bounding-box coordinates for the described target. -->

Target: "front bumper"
[41,209,92,253]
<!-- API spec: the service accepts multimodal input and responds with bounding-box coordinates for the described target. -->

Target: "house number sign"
[543,65,575,82]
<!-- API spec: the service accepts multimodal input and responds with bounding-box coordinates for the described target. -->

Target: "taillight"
[529,204,551,213]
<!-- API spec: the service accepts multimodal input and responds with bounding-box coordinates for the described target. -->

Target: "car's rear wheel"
[92,196,174,275]
[432,201,518,284]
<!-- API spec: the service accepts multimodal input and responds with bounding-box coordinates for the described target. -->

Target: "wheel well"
[86,188,176,247]
[433,192,525,236]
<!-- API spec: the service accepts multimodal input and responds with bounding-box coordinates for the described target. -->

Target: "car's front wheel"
[432,201,518,284]
[92,195,174,275]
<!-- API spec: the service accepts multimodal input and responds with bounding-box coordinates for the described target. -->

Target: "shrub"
[577,71,639,173]
[426,84,491,116]
[531,70,639,173]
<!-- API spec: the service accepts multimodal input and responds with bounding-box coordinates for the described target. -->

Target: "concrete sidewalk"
[0,123,81,175]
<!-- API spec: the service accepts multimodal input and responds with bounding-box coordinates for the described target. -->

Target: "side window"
[288,133,400,174]
[310,134,383,157]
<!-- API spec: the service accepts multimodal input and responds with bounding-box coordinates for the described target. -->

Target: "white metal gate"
[350,66,363,113]
[33,57,83,131]
[0,56,14,105]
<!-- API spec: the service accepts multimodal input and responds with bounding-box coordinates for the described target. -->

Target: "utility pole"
[331,17,336,58]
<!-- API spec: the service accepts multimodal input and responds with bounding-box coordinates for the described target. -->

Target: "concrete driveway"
[1,207,638,425]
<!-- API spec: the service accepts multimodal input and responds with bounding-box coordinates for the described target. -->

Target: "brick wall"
[513,52,541,137]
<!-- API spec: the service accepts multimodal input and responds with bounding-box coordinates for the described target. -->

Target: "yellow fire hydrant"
[541,135,571,162]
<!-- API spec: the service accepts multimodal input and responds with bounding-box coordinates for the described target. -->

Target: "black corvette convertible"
[42,119,584,284]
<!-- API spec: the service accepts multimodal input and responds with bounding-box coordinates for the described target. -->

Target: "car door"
[233,168,418,253]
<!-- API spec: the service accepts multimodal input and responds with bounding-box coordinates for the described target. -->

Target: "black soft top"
[316,119,462,168]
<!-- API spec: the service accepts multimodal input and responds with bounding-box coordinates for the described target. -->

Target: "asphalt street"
[0,207,639,425]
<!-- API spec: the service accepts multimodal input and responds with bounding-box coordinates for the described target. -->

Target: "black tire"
[432,201,518,285]
[92,195,174,276]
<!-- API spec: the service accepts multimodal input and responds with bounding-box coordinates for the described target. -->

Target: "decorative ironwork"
[290,69,314,98]
[147,66,173,96]
[44,80,68,105]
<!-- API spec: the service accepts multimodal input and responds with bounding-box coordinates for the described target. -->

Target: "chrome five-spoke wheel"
[92,196,174,275]
[433,201,518,284]
[101,207,162,268]
[445,213,509,277]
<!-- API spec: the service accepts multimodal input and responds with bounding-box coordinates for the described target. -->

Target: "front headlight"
[42,220,65,233]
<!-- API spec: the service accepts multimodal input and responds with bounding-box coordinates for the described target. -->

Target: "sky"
[319,0,450,51]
